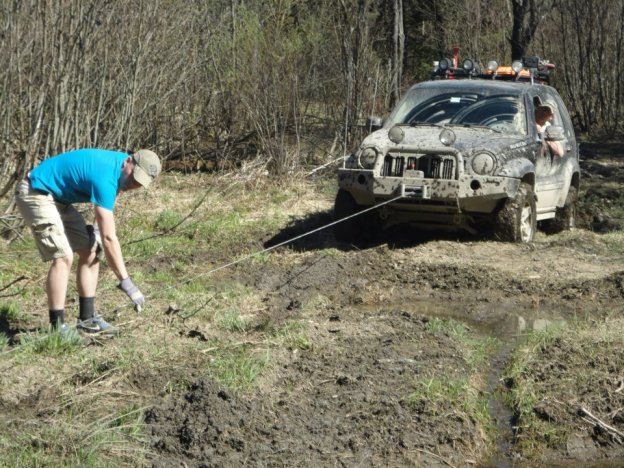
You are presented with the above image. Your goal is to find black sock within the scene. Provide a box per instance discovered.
[79,297,95,321]
[49,309,65,329]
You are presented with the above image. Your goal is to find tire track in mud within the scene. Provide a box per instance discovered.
[146,308,486,467]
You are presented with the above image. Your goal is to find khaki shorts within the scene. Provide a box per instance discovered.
[15,179,98,261]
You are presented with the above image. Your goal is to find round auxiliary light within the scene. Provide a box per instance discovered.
[462,59,474,71]
[471,151,496,175]
[388,126,405,144]
[438,58,452,71]
[511,60,524,73]
[359,147,378,169]
[487,60,498,72]
[439,128,456,146]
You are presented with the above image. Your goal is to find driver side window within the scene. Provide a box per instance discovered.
[533,96,562,129]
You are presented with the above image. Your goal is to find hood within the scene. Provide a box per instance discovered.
[361,125,527,156]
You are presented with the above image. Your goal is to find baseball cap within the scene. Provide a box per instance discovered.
[131,149,161,188]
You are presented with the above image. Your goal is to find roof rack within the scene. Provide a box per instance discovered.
[431,51,555,85]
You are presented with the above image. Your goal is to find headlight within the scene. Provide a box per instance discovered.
[471,151,496,175]
[358,147,378,169]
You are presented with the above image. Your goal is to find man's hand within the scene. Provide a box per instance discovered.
[118,277,145,311]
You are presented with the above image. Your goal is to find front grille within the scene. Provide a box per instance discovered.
[381,154,455,179]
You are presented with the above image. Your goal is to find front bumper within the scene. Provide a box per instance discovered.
[337,169,520,215]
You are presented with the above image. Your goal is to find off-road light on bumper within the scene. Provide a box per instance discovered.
[388,126,404,144]
[439,128,456,146]
[359,147,378,169]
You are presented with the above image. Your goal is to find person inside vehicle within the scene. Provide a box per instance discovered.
[535,104,564,158]
[15,148,161,337]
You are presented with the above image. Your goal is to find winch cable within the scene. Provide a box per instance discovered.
[112,193,406,314]
[0,193,405,356]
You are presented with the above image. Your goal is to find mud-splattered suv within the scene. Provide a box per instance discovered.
[335,56,579,243]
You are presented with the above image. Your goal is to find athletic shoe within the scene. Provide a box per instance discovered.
[76,315,119,337]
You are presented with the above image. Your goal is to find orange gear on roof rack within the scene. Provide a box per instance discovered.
[431,52,554,85]
[486,66,531,77]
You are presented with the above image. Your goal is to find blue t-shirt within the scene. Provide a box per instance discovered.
[29,149,128,211]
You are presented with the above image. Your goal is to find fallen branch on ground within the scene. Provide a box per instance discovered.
[580,406,624,444]
[0,275,28,297]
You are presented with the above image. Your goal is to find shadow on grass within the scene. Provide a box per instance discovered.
[263,209,486,253]
[0,315,38,345]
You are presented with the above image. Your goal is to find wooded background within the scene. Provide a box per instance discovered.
[1,0,623,209]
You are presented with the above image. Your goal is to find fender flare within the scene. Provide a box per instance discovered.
[498,158,535,180]
[498,158,536,197]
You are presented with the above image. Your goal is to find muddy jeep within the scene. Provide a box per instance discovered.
[335,57,580,243]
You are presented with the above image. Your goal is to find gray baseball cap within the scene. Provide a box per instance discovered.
[131,149,161,188]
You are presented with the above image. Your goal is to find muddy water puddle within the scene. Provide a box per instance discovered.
[351,298,570,338]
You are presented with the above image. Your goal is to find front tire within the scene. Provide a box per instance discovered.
[333,189,378,243]
[494,182,537,243]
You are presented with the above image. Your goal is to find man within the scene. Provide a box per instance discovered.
[15,148,161,336]
[535,104,564,158]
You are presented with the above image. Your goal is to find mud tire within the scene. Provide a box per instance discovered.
[543,186,578,234]
[333,189,378,243]
[494,182,537,243]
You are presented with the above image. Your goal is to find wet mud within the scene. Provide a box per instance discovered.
[145,142,624,466]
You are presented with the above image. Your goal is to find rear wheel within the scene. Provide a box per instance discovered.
[543,186,578,234]
[494,182,537,243]
[333,189,378,243]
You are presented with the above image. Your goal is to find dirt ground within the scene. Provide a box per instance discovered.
[143,142,624,467]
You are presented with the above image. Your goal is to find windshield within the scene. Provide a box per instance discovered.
[386,87,527,135]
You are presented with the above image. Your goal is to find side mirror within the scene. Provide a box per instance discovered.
[365,116,383,132]
[544,125,565,141]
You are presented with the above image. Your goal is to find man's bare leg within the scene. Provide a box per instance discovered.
[76,248,100,323]
[47,255,73,310]
[77,248,99,298]
[47,255,73,328]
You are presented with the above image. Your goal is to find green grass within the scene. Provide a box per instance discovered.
[216,309,249,332]
[0,332,8,351]
[209,346,270,392]
[406,376,467,410]
[406,376,490,425]
[401,316,497,431]
[271,321,311,350]
[17,327,83,356]
[0,301,21,321]
[426,317,498,368]
[154,208,186,231]
[0,406,148,467]
[503,314,624,456]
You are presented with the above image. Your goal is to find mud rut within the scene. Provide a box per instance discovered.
[145,230,624,467]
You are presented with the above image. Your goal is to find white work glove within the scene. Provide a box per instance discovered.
[118,277,145,312]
